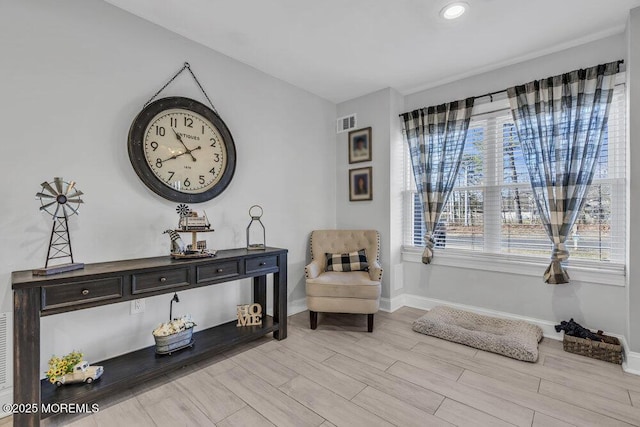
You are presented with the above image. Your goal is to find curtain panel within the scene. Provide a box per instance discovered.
[401,98,474,264]
[507,61,619,284]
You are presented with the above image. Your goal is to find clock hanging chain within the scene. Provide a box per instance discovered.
[144,62,218,115]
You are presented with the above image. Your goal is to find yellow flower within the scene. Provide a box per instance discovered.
[49,377,56,384]
[46,351,84,380]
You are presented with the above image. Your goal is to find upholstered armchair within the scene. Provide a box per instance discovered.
[304,230,382,332]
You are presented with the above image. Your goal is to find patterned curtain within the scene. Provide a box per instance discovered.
[401,98,474,264]
[507,61,619,284]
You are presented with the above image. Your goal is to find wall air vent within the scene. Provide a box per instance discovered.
[0,313,8,390]
[337,114,357,134]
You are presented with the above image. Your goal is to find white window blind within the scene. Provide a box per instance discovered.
[404,81,626,265]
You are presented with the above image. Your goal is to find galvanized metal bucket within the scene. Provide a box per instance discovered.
[154,328,194,355]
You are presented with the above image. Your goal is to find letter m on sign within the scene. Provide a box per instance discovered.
[237,305,250,327]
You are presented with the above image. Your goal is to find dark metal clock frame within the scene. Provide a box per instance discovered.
[128,96,237,203]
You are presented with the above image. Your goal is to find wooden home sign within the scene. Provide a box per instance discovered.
[237,303,262,327]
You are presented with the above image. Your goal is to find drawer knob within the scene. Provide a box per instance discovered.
[259,262,266,266]
[160,277,167,283]
[217,268,224,273]
[81,289,89,296]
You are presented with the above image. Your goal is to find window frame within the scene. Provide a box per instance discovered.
[402,75,627,286]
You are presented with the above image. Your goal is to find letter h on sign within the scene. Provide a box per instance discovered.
[236,303,262,327]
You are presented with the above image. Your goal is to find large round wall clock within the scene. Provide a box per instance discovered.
[128,97,236,203]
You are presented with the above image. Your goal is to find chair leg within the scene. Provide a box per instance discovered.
[367,314,374,332]
[310,311,318,330]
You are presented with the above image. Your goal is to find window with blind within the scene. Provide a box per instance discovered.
[404,82,626,264]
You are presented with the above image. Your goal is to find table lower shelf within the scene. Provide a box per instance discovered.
[40,316,279,418]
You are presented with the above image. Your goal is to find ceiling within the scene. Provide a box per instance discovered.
[104,0,640,103]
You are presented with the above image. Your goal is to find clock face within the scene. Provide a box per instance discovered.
[143,108,227,194]
[128,97,236,203]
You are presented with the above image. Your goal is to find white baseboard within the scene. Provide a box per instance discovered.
[402,293,640,376]
[286,291,640,374]
[620,339,640,374]
[289,298,307,316]
[403,294,563,339]
[380,295,406,313]
[1,296,636,416]
[624,352,640,374]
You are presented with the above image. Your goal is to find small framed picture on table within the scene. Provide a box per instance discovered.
[349,167,372,201]
[348,127,372,164]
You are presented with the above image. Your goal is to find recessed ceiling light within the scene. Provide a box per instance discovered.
[441,2,468,20]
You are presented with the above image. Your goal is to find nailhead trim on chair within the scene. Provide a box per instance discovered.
[305,232,314,279]
[308,230,382,263]
[374,231,383,281]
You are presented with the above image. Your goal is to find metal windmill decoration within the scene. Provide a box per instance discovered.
[33,177,85,276]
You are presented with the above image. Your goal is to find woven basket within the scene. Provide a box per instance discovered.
[154,327,194,355]
[562,331,622,365]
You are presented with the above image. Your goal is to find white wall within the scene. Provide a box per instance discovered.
[2,4,638,410]
[333,33,634,341]
[627,9,640,352]
[402,33,631,338]
[389,89,405,299]
[335,88,405,301]
[0,0,336,384]
[404,34,627,110]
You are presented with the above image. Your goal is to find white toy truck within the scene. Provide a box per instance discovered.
[54,361,103,387]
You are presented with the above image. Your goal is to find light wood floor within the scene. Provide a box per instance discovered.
[5,307,640,426]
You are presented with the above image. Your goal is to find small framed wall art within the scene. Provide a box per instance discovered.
[349,167,372,201]
[348,127,372,164]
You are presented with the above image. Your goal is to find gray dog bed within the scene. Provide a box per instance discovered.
[412,306,543,362]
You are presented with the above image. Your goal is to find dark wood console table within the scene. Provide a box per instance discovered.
[11,247,287,426]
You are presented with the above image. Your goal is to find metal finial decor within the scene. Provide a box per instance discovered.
[176,204,191,217]
[246,205,266,250]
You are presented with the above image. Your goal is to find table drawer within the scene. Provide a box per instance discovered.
[42,277,123,311]
[132,268,190,294]
[245,256,278,274]
[197,261,240,283]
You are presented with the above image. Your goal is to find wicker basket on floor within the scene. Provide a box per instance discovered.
[562,331,622,365]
